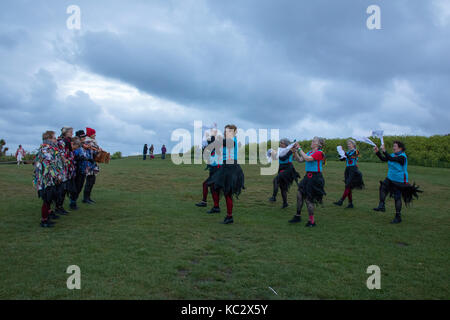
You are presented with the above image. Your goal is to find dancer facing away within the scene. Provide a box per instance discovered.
[33,131,65,228]
[333,139,364,209]
[268,138,301,208]
[373,141,422,224]
[195,129,220,209]
[15,145,26,166]
[289,137,326,227]
[207,124,245,224]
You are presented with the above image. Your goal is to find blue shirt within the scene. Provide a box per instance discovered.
[345,149,358,167]
[305,150,324,172]
[387,152,408,183]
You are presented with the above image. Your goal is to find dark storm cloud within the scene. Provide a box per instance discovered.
[0,0,449,156]
[68,0,449,132]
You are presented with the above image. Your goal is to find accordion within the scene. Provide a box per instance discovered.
[94,150,110,164]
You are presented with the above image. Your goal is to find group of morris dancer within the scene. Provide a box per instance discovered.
[195,126,421,226]
[33,127,103,228]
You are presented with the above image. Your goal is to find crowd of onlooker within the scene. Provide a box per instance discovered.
[143,144,167,160]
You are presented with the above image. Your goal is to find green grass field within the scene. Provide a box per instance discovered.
[0,156,449,300]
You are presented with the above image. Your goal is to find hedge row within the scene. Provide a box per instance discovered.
[239,135,450,168]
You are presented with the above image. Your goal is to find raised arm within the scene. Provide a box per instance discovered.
[383,152,406,165]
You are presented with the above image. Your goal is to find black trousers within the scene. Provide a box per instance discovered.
[71,174,86,202]
[84,175,96,200]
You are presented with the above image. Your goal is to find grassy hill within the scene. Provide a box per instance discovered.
[0,156,449,299]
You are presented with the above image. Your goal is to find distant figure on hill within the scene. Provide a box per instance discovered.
[149,144,154,159]
[16,145,26,166]
[161,145,167,159]
[143,144,148,160]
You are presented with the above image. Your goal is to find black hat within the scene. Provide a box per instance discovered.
[76,130,86,138]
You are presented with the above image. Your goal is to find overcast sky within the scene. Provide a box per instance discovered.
[0,0,449,155]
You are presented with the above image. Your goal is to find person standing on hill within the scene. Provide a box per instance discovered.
[333,139,365,209]
[373,141,422,224]
[161,145,167,159]
[143,144,148,160]
[15,145,26,166]
[149,144,155,159]
[288,137,326,227]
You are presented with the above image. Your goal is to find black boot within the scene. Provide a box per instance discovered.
[195,201,207,207]
[305,221,317,227]
[49,212,60,220]
[40,220,55,228]
[289,215,301,223]
[373,202,386,212]
[345,202,354,209]
[333,199,344,206]
[69,201,79,210]
[207,207,220,214]
[390,213,402,224]
[268,196,276,202]
[56,207,69,215]
[281,202,289,209]
[222,216,234,224]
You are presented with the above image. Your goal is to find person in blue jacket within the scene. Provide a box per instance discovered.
[373,140,422,224]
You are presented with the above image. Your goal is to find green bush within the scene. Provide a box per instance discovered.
[111,151,122,160]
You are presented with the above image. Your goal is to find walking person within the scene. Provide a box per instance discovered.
[15,145,26,166]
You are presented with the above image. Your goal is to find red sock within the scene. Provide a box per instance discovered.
[225,194,233,217]
[211,186,220,208]
[342,187,351,200]
[309,215,314,224]
[202,180,208,202]
[41,202,50,221]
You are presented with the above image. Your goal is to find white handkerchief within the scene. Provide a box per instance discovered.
[353,136,377,147]
[372,130,384,146]
[337,146,346,158]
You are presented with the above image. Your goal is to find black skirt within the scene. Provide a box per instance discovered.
[38,185,58,203]
[380,178,422,206]
[205,165,220,184]
[344,166,364,189]
[208,164,245,198]
[276,163,301,191]
[298,172,326,204]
